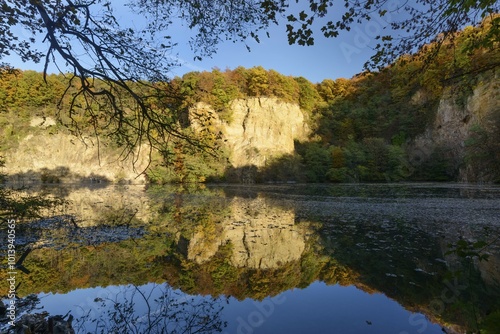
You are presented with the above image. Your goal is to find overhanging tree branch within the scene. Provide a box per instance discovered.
[29,0,216,170]
[1,0,498,172]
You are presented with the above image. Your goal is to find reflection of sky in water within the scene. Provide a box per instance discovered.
[3,183,498,333]
[39,284,160,320]
[222,281,443,334]
[37,283,212,332]
[36,281,443,334]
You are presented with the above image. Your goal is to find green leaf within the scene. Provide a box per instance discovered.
[473,240,487,249]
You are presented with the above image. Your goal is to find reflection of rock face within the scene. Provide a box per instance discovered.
[66,185,151,226]
[478,254,500,287]
[186,197,306,269]
[39,185,151,226]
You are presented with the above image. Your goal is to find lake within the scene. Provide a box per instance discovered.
[1,183,499,333]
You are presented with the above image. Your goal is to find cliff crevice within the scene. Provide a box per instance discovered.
[407,70,499,182]
[190,97,310,168]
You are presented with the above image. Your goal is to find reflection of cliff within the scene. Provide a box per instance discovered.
[181,197,307,269]
[62,185,151,226]
[5,185,498,334]
[316,216,500,334]
[32,184,151,226]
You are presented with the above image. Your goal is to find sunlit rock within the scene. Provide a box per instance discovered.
[190,97,309,168]
[5,132,149,184]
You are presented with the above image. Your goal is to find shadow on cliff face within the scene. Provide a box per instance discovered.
[222,153,306,184]
[220,138,412,184]
[223,165,259,183]
[5,166,111,188]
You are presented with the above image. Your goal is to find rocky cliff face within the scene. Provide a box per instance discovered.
[5,97,309,184]
[190,97,309,168]
[4,117,149,184]
[407,70,499,181]
[5,75,497,184]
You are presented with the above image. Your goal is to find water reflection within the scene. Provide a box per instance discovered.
[1,183,499,333]
[71,283,226,334]
[177,197,307,269]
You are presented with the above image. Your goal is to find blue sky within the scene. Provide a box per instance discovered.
[167,22,376,83]
[159,2,386,84]
[2,1,400,83]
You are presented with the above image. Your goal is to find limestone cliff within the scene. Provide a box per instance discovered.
[407,70,499,181]
[4,75,497,184]
[4,117,149,184]
[190,97,309,168]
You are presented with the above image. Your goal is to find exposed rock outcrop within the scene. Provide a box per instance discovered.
[190,97,309,168]
[407,70,499,181]
[4,121,150,184]
[4,73,497,184]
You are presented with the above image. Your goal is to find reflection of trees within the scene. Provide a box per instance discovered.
[7,184,499,333]
[73,284,226,334]
[147,185,356,299]
[2,285,225,334]
[316,217,500,333]
[1,236,168,296]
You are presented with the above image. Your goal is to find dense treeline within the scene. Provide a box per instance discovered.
[1,16,499,183]
[169,66,321,120]
[272,15,499,183]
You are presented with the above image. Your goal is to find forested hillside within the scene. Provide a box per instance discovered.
[1,17,498,184]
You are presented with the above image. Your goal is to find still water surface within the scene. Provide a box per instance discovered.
[1,183,499,333]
